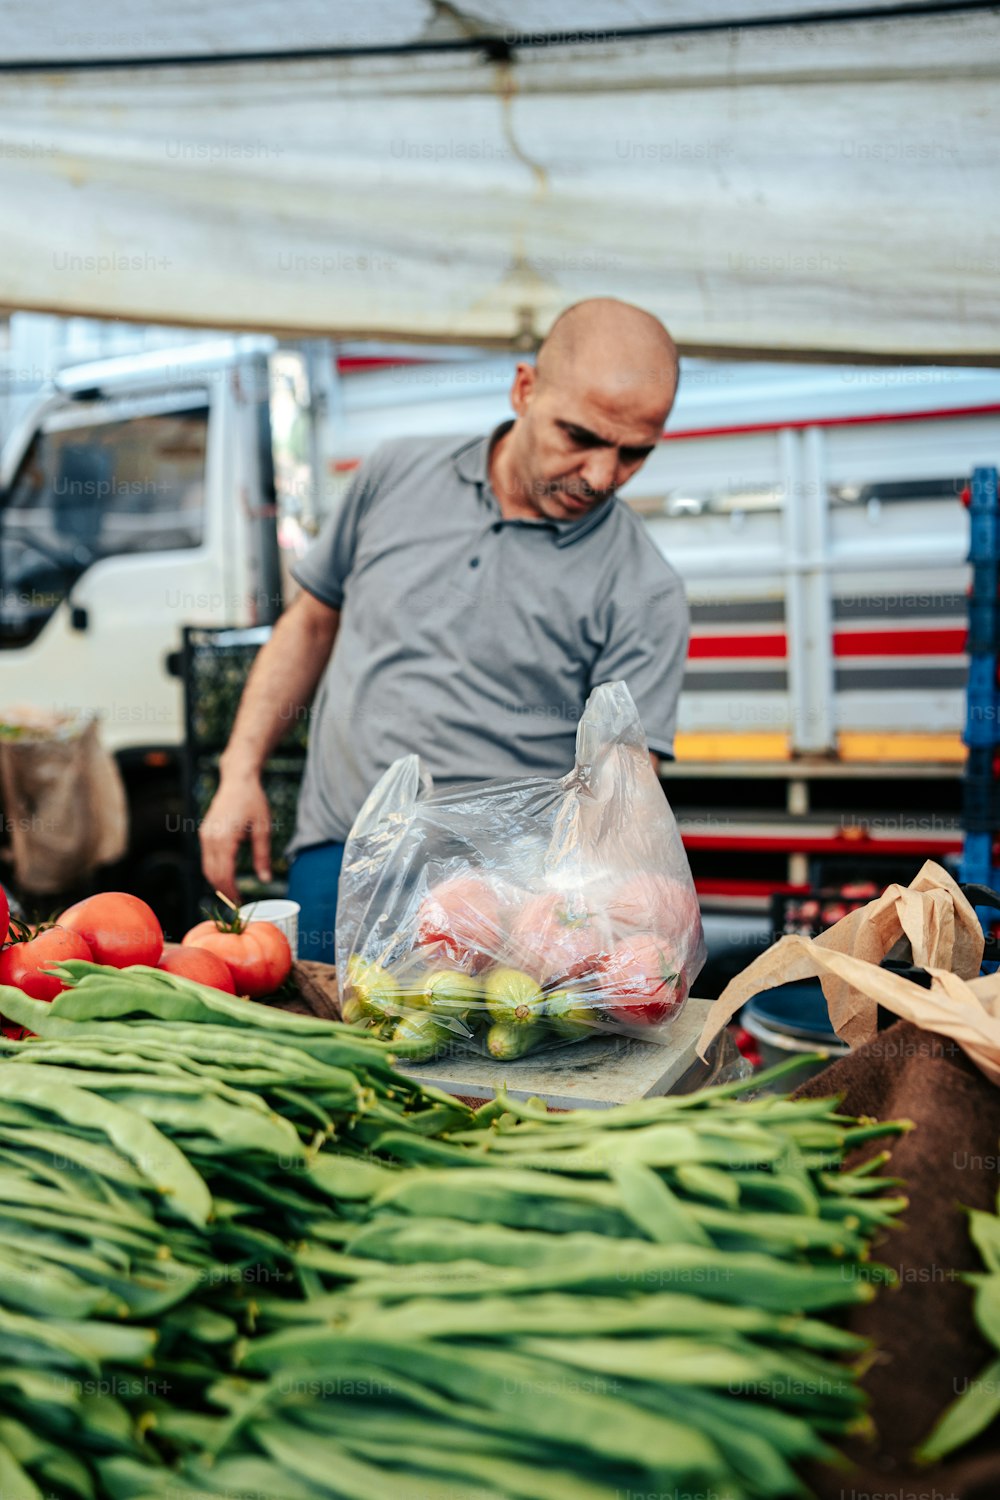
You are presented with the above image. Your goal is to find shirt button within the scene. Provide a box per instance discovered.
[469,556,480,568]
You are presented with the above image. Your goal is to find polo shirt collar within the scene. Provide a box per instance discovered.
[451,421,616,548]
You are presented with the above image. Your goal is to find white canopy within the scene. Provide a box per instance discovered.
[1,2,998,358]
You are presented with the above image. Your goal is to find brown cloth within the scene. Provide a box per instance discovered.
[0,717,128,894]
[286,960,342,1020]
[798,1021,1000,1499]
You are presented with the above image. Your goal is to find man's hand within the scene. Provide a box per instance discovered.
[196,592,341,901]
[199,774,273,904]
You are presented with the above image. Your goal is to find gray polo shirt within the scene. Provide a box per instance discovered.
[287,422,689,852]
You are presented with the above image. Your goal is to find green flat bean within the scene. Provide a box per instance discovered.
[0,1170,159,1231]
[36,1452,96,1500]
[0,1073,210,1226]
[672,1162,741,1207]
[254,1419,507,1500]
[181,1454,320,1500]
[667,1381,836,1459]
[339,1430,622,1500]
[243,1337,726,1483]
[0,1247,124,1320]
[613,1161,712,1246]
[0,1306,101,1373]
[0,1439,43,1500]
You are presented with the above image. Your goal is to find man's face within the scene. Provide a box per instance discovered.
[503,361,676,522]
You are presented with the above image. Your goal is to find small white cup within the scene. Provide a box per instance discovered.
[239,898,300,959]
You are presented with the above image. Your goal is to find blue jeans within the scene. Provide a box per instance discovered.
[287,840,345,964]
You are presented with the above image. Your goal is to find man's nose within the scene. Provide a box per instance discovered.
[580,451,619,495]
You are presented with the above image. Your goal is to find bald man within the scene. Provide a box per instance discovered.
[201,298,689,959]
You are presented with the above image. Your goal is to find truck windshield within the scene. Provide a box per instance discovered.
[0,406,209,646]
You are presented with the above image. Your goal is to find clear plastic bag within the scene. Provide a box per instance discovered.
[335,681,706,1063]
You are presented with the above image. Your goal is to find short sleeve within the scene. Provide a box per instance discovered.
[589,571,690,758]
[291,446,389,609]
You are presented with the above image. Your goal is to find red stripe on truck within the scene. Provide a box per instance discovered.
[330,402,1000,472]
[688,634,787,660]
[682,833,963,855]
[832,627,966,657]
[688,628,966,660]
[663,402,1000,442]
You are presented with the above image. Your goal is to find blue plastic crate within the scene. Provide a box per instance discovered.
[965,656,1000,745]
[971,508,1000,562]
[961,831,995,886]
[969,598,1000,655]
[972,560,1000,602]
[970,466,1000,510]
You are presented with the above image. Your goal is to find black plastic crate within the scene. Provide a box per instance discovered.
[183,626,310,755]
[191,754,303,881]
[771,883,880,940]
[180,626,310,922]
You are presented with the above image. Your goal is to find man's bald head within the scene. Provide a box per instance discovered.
[536,298,679,413]
[489,297,679,525]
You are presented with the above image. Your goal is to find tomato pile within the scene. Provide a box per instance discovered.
[0,890,292,1036]
[344,868,696,1062]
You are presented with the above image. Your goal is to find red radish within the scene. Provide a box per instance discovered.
[0,886,8,947]
[416,873,505,973]
[157,946,236,994]
[599,931,687,1026]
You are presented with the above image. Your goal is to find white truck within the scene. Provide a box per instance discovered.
[1,339,994,934]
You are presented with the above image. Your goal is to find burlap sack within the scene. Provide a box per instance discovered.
[0,719,128,893]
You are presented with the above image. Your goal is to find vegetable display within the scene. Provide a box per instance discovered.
[0,892,291,1029]
[0,962,908,1500]
[336,681,707,1063]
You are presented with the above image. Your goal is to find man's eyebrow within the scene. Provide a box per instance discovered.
[557,419,656,458]
[556,419,613,446]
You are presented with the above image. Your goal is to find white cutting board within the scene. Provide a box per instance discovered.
[398,996,716,1110]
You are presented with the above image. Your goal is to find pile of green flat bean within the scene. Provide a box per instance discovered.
[0,962,910,1500]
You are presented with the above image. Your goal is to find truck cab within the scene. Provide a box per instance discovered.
[0,337,283,925]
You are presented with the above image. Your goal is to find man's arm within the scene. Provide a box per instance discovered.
[199,591,340,900]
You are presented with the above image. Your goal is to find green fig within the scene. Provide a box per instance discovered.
[486,1021,543,1061]
[391,1013,452,1061]
[425,969,483,1023]
[545,988,595,1041]
[339,993,366,1026]
[353,964,402,1023]
[484,967,545,1027]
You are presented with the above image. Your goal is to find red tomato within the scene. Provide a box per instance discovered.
[0,886,9,946]
[0,925,94,1003]
[416,873,505,974]
[604,873,700,936]
[507,890,612,987]
[59,892,163,969]
[599,931,687,1027]
[157,946,236,994]
[182,919,291,998]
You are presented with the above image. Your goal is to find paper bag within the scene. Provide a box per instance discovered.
[0,713,128,894]
[697,861,1000,1087]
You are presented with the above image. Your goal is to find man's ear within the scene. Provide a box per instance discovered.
[509,361,536,416]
